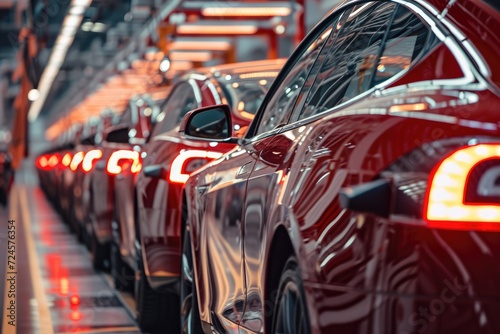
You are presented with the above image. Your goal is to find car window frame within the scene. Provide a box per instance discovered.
[294,1,399,122]
[287,6,354,123]
[283,0,451,129]
[241,9,345,144]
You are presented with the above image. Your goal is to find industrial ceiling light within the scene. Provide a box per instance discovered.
[72,0,92,6]
[64,14,81,27]
[169,40,231,51]
[168,60,193,71]
[201,7,292,17]
[69,5,86,15]
[61,25,76,37]
[181,2,294,17]
[28,89,40,101]
[28,0,93,122]
[239,71,280,79]
[159,57,171,72]
[274,24,286,35]
[177,24,258,35]
[169,51,212,62]
[49,52,66,65]
[55,34,74,46]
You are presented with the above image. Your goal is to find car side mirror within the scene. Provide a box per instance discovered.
[180,104,236,142]
[104,125,129,144]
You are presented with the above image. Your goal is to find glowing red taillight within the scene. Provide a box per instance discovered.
[424,144,500,231]
[70,152,85,171]
[70,310,82,321]
[62,153,72,167]
[70,295,80,306]
[81,149,103,173]
[106,150,141,175]
[48,154,60,168]
[36,155,49,170]
[169,150,223,184]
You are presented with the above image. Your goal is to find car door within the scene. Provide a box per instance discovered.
[239,2,402,333]
[197,27,335,329]
[277,3,442,332]
[137,81,200,275]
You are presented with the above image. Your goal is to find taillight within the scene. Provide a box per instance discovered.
[70,152,85,171]
[107,150,141,175]
[36,155,50,170]
[81,149,103,173]
[169,150,223,183]
[48,154,60,168]
[424,144,500,231]
[62,153,72,167]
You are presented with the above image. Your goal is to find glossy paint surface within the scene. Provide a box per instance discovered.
[184,0,500,333]
[90,142,129,241]
[90,98,158,247]
[68,145,97,235]
[133,62,285,286]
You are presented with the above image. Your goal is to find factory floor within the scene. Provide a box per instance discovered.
[0,163,141,334]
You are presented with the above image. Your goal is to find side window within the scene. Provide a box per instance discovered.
[253,18,337,136]
[372,5,431,86]
[299,2,396,120]
[150,82,198,138]
[290,14,347,119]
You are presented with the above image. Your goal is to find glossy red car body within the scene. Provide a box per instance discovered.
[182,1,500,333]
[60,134,95,225]
[88,96,159,268]
[70,140,103,241]
[37,147,74,211]
[132,60,285,290]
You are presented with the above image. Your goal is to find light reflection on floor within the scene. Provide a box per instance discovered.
[1,164,141,333]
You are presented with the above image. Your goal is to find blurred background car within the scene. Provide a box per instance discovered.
[68,114,113,243]
[180,1,500,333]
[111,59,284,332]
[87,94,162,271]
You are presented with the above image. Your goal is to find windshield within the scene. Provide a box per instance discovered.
[217,74,277,120]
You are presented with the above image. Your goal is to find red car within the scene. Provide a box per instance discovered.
[88,95,160,269]
[37,144,74,209]
[117,60,284,332]
[69,115,117,245]
[181,1,500,333]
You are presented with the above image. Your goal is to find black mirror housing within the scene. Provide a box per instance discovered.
[180,104,234,141]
